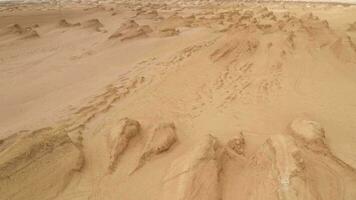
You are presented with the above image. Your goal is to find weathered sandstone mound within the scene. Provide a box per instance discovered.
[109,20,152,41]
[58,19,81,28]
[82,18,104,32]
[106,118,140,173]
[158,28,180,37]
[131,122,177,174]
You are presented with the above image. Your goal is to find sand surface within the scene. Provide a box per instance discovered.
[1,0,356,200]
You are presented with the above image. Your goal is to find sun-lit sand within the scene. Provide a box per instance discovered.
[1,0,356,199]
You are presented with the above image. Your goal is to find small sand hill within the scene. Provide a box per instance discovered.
[109,20,152,41]
[121,26,151,41]
[3,24,23,35]
[224,10,241,23]
[82,18,104,32]
[114,20,139,33]
[135,9,162,20]
[257,7,277,21]
[347,22,356,32]
[131,122,177,174]
[0,128,84,200]
[330,35,356,63]
[83,5,106,12]
[58,19,81,28]
[157,28,180,37]
[158,14,194,30]
[0,24,39,39]
[106,118,140,173]
[298,13,332,45]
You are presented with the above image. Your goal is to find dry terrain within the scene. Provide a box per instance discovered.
[1,0,356,199]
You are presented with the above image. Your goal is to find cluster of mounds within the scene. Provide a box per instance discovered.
[132,2,169,14]
[0,128,84,200]
[57,18,106,32]
[0,23,39,39]
[0,18,106,41]
[159,132,246,200]
[208,5,356,64]
[105,118,177,174]
[83,5,106,12]
[108,19,181,41]
[157,13,196,30]
[120,11,204,39]
[1,114,355,200]
[159,118,356,200]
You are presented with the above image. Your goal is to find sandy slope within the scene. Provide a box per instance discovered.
[0,1,356,200]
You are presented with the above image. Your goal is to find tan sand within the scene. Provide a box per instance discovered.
[0,0,356,200]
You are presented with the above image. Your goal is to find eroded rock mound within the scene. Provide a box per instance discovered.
[225,131,245,156]
[158,14,193,30]
[131,122,177,174]
[120,27,149,41]
[82,19,104,32]
[109,20,152,41]
[58,19,81,28]
[290,118,326,146]
[158,28,179,37]
[3,24,23,34]
[113,20,139,34]
[135,9,162,20]
[107,118,140,173]
[0,128,84,200]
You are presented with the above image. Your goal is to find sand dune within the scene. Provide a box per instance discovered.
[0,0,356,200]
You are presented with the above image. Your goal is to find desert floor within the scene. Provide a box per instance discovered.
[1,1,356,200]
